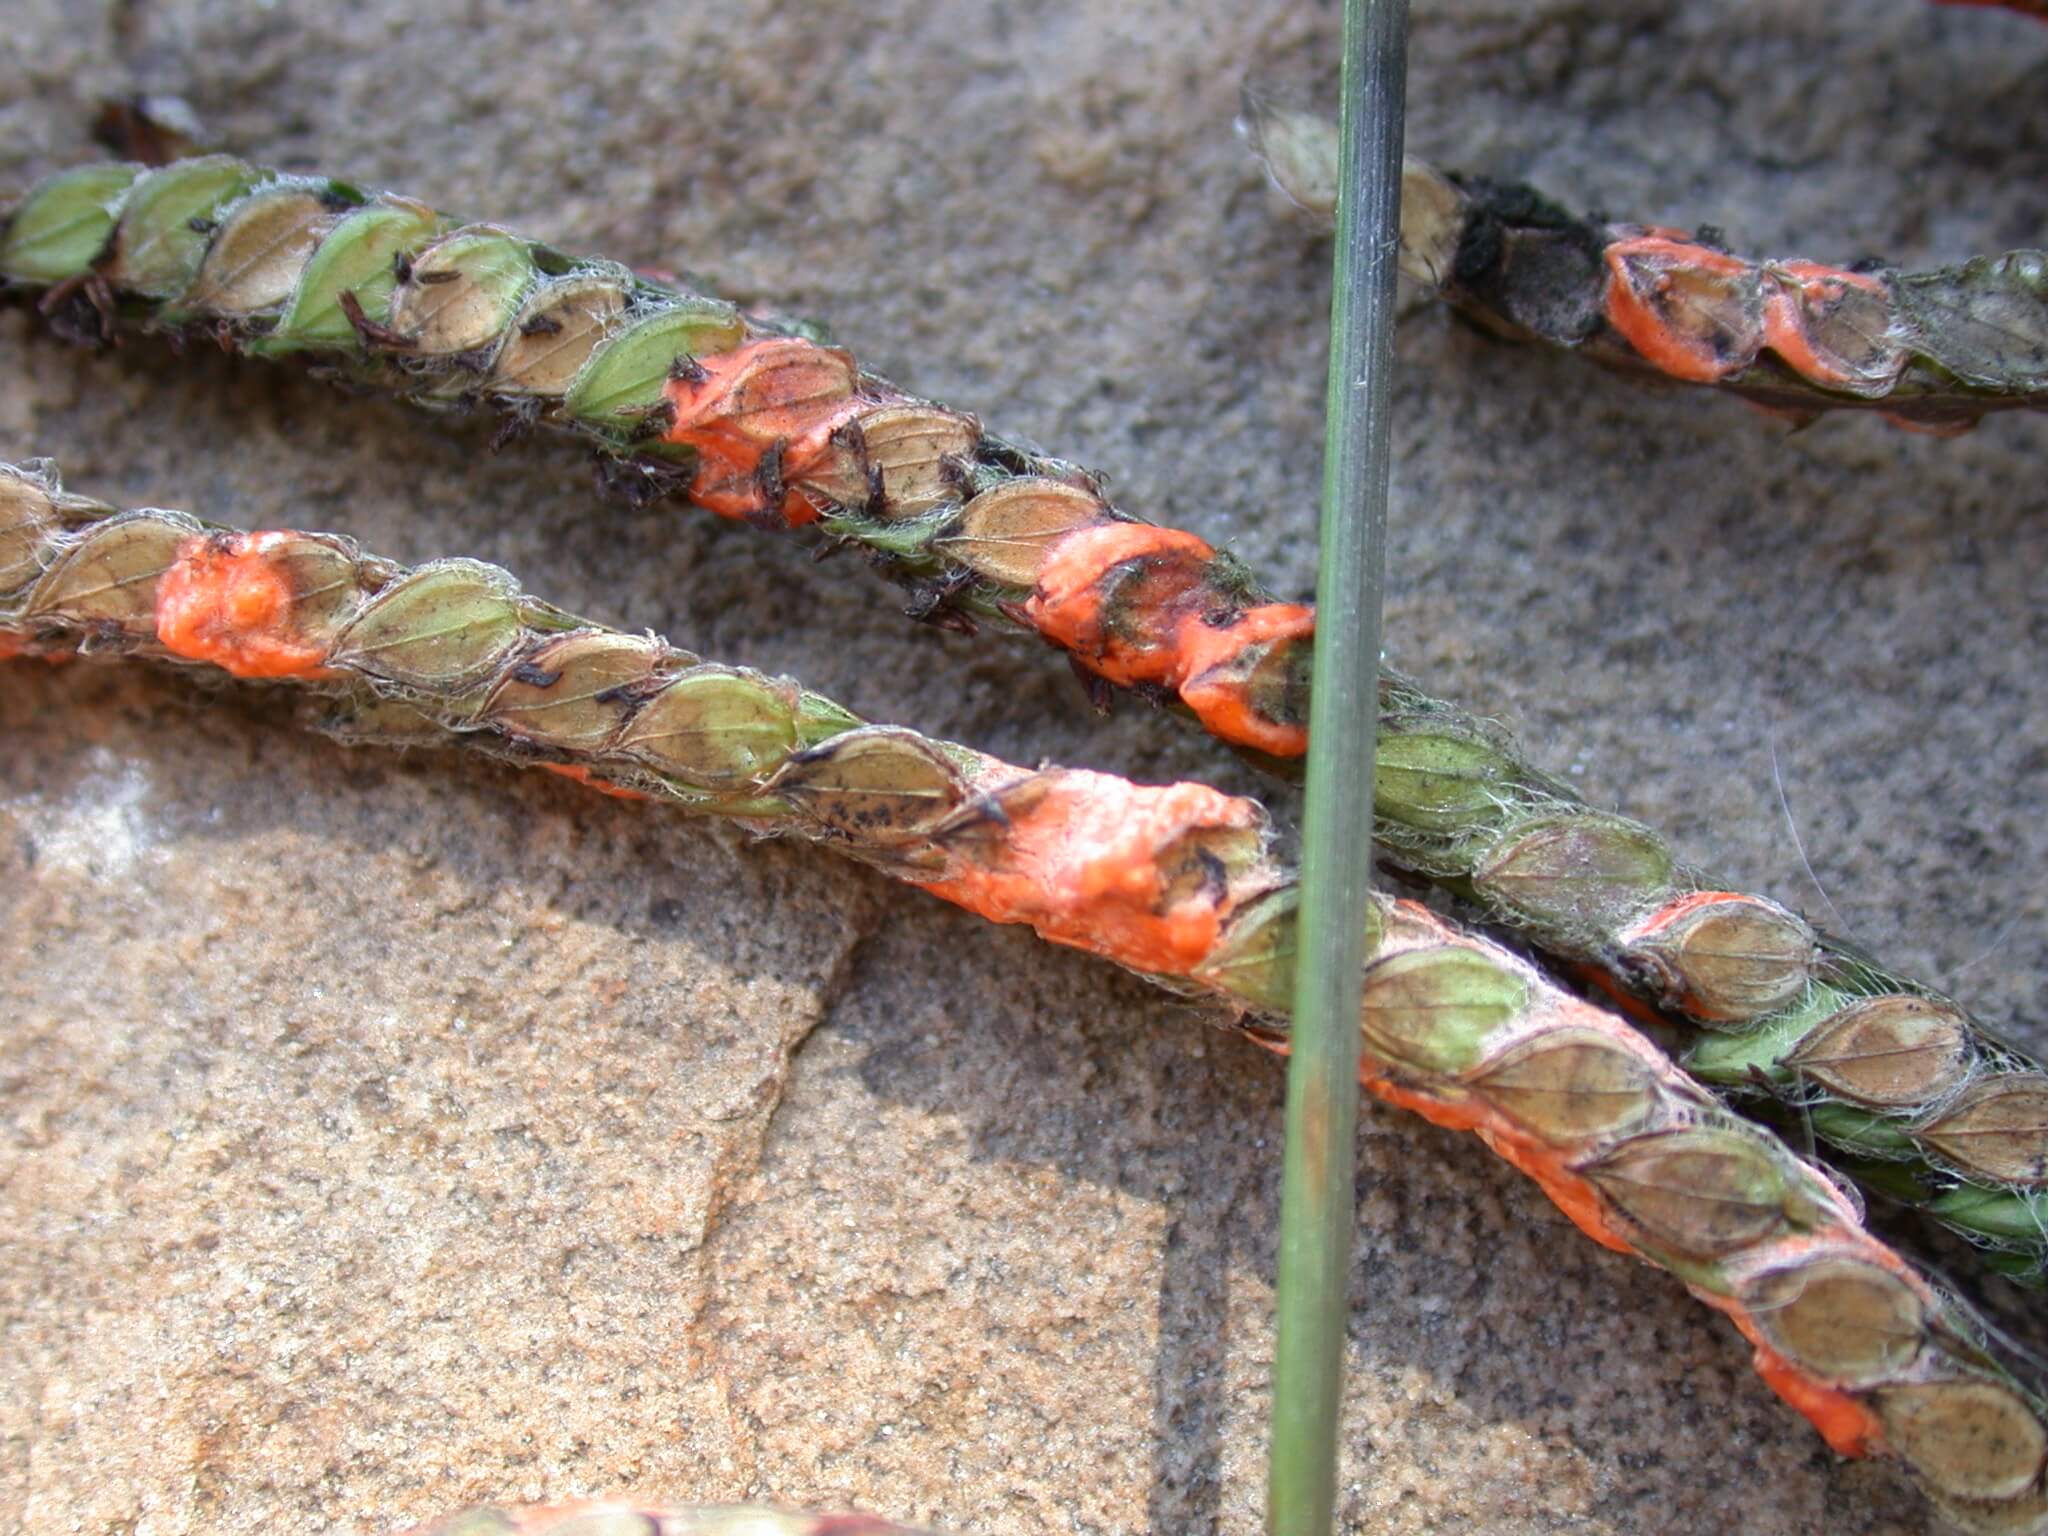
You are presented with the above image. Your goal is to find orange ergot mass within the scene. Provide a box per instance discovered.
[1602,234,1763,384]
[538,762,653,801]
[915,768,1265,975]
[154,531,336,679]
[1026,523,1315,757]
[662,337,866,525]
[1761,261,1900,393]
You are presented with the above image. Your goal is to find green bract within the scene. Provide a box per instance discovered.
[330,560,525,691]
[562,300,745,435]
[258,198,441,353]
[101,156,262,297]
[0,162,141,283]
[389,227,537,356]
[1359,945,1523,1075]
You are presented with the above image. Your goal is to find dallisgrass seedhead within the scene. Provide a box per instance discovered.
[7,152,2048,1280]
[11,457,2048,1534]
[1239,100,2048,427]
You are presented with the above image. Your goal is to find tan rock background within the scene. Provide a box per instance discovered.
[3,1,2045,1532]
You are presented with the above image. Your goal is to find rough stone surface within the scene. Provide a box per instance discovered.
[3,2,2045,1533]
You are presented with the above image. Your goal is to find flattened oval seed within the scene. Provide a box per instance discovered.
[1373,722,1513,833]
[1581,1126,1789,1258]
[1898,256,2048,392]
[102,156,260,297]
[23,513,197,630]
[1360,946,1525,1076]
[249,533,366,647]
[1471,815,1674,942]
[1922,1076,2048,1186]
[938,478,1109,588]
[1468,1026,1661,1142]
[856,403,981,518]
[1785,995,1973,1109]
[768,726,967,847]
[563,300,746,427]
[184,186,339,316]
[1925,1486,2048,1536]
[492,274,631,396]
[482,630,663,749]
[0,163,141,283]
[1192,886,1299,1013]
[263,198,439,351]
[1627,894,1816,1023]
[388,227,537,356]
[328,559,523,691]
[0,466,60,594]
[1743,1257,1925,1386]
[1877,1381,2048,1503]
[616,668,800,785]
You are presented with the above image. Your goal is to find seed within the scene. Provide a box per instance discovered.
[665,337,859,451]
[848,403,982,518]
[767,726,969,848]
[491,273,632,397]
[0,162,141,284]
[561,299,745,432]
[481,631,663,750]
[388,226,538,356]
[1897,254,2048,393]
[100,156,260,298]
[1742,1256,1926,1386]
[1621,892,1817,1023]
[1470,814,1674,943]
[1373,721,1513,833]
[1876,1380,2048,1503]
[182,185,341,317]
[1581,1125,1791,1259]
[22,512,198,631]
[0,465,60,595]
[1921,1076,2048,1186]
[1468,1026,1662,1143]
[616,668,801,786]
[1192,886,1300,1013]
[1926,1485,2048,1536]
[1784,995,1973,1109]
[1602,235,1764,383]
[1761,261,1906,396]
[154,531,366,676]
[328,559,524,692]
[259,197,440,352]
[1360,945,1526,1076]
[937,478,1109,588]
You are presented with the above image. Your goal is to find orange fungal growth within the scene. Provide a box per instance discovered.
[1603,235,1763,383]
[539,762,653,801]
[1357,1067,1639,1257]
[1177,602,1314,757]
[154,531,338,679]
[1026,522,1222,685]
[1024,523,1313,756]
[915,768,1264,976]
[1762,261,1901,393]
[1721,1298,1887,1458]
[663,337,866,526]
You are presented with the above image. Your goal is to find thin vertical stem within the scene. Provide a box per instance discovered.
[1265,0,1408,1530]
